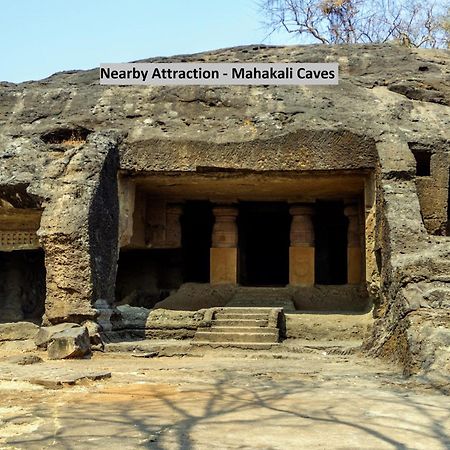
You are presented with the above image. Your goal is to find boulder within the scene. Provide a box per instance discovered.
[47,327,91,360]
[115,305,150,330]
[0,322,39,341]
[35,323,79,348]
[82,320,104,351]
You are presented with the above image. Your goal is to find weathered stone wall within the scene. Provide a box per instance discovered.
[412,142,450,235]
[366,138,450,379]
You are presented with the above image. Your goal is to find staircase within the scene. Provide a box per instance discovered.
[193,307,283,349]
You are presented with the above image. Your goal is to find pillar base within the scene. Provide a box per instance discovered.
[289,246,315,286]
[210,247,237,285]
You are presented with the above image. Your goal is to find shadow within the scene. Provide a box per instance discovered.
[5,358,450,449]
[88,140,119,320]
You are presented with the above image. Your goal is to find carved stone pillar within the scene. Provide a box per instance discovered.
[165,204,183,248]
[289,204,315,286]
[344,204,362,284]
[210,205,238,284]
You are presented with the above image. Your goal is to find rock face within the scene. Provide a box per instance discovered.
[0,44,449,380]
[47,327,91,359]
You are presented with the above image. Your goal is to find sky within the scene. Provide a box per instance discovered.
[0,0,293,83]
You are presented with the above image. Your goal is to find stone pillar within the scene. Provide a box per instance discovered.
[210,205,238,284]
[165,204,183,248]
[289,204,315,286]
[38,133,120,325]
[344,204,362,284]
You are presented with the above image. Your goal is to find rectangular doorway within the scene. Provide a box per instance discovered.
[238,202,290,286]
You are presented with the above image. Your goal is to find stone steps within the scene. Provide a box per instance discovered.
[211,326,276,334]
[193,307,282,348]
[214,313,269,320]
[190,342,278,350]
[213,319,268,327]
[194,331,278,343]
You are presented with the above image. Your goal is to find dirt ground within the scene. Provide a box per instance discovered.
[0,344,449,450]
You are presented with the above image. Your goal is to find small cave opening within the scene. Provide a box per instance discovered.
[410,146,432,177]
[314,201,348,285]
[238,202,290,286]
[0,249,46,324]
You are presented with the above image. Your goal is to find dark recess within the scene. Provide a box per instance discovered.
[40,126,91,144]
[409,143,432,177]
[0,249,46,323]
[115,248,183,308]
[314,201,348,285]
[238,202,290,286]
[181,201,214,283]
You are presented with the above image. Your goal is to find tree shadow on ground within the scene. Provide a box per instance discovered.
[5,366,450,450]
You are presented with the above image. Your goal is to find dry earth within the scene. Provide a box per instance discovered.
[0,344,449,450]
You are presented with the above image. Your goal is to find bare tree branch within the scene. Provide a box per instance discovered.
[258,0,450,48]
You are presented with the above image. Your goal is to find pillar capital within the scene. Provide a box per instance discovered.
[212,205,238,219]
[290,204,315,247]
[289,204,315,217]
[211,204,238,248]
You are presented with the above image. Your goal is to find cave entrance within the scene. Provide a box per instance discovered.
[0,249,46,323]
[238,202,290,286]
[314,201,348,285]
